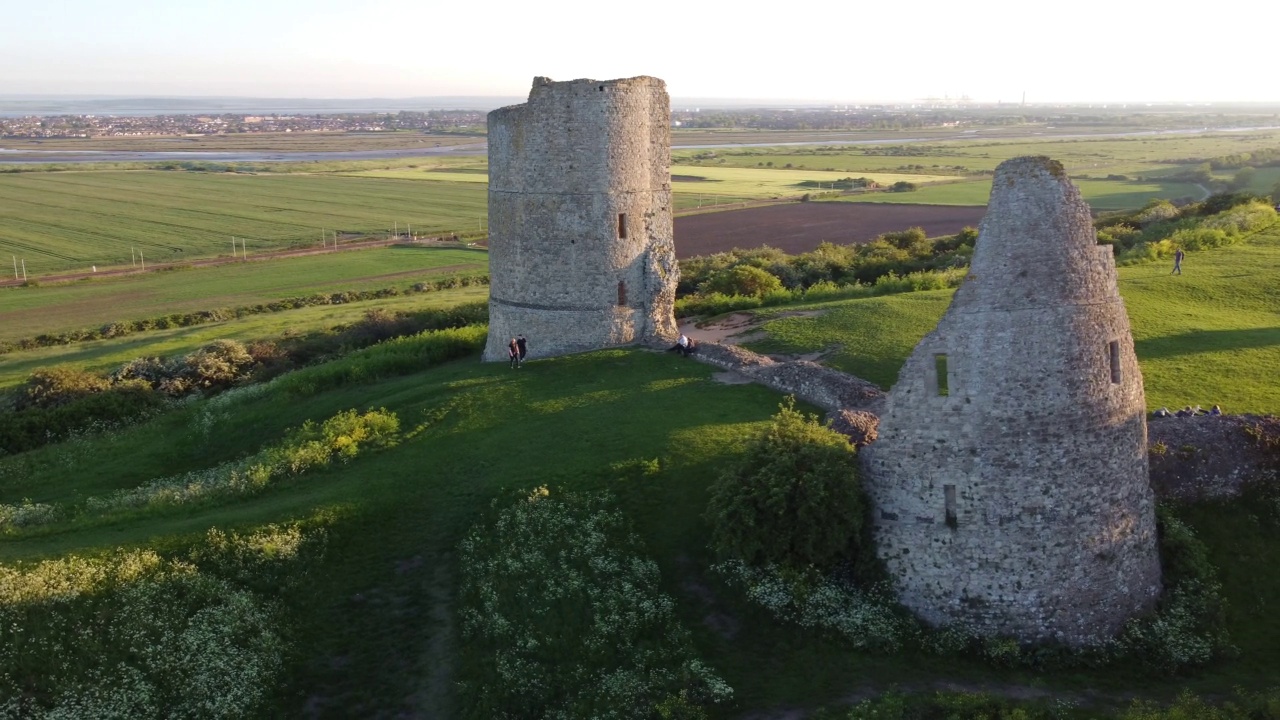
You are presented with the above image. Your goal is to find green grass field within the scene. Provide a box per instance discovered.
[743,225,1280,414]
[0,245,487,342]
[0,171,488,275]
[2,229,1279,715]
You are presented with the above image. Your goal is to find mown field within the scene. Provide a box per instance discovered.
[2,231,1278,716]
[0,245,487,341]
[0,171,488,275]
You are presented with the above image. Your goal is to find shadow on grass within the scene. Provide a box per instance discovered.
[1135,326,1280,360]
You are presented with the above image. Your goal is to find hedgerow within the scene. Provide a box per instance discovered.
[0,274,488,356]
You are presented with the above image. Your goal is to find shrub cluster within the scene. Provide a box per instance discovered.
[1098,196,1277,265]
[457,488,733,719]
[0,541,294,719]
[679,227,976,299]
[0,274,488,356]
[0,303,486,457]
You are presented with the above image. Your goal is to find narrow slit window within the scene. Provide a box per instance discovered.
[944,484,958,528]
[1108,340,1121,384]
[617,213,628,239]
[934,354,949,396]
[617,280,627,306]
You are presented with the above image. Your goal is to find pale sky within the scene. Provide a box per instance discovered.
[3,0,1276,104]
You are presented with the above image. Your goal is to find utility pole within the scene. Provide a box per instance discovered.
[132,247,136,266]
[140,253,144,270]
[12,255,17,280]
[232,237,236,256]
[21,259,27,281]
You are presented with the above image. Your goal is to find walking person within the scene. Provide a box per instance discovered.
[1171,248,1184,275]
[516,335,528,366]
[508,338,520,369]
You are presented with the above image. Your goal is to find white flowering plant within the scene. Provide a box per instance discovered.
[0,535,301,719]
[457,488,733,719]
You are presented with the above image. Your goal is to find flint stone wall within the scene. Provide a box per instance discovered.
[861,156,1162,646]
[483,76,678,361]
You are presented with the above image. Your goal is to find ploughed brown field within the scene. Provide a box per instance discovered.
[673,202,987,258]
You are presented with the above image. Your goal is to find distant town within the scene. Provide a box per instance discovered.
[3,103,1279,140]
[0,110,487,138]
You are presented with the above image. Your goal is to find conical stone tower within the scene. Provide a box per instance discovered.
[861,156,1161,645]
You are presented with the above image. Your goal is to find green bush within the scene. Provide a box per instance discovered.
[185,339,255,389]
[458,488,732,719]
[0,549,285,719]
[15,367,111,410]
[700,264,784,298]
[706,399,865,572]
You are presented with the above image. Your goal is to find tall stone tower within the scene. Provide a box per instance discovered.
[482,76,679,361]
[861,156,1161,646]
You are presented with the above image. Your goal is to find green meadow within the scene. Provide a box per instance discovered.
[3,225,1279,713]
[0,245,487,341]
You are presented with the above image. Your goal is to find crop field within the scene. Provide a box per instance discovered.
[0,245,487,342]
[741,225,1280,414]
[0,171,488,275]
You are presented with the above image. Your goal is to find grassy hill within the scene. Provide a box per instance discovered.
[1,227,1278,717]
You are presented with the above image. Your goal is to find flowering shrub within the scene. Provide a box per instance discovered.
[8,409,399,530]
[0,548,286,719]
[713,559,905,652]
[0,499,61,529]
[457,488,732,719]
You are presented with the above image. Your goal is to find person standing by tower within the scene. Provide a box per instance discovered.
[508,338,520,369]
[1172,248,1185,275]
[516,335,528,366]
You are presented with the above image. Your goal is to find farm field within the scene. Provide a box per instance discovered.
[674,202,986,256]
[0,245,487,342]
[672,130,1280,176]
[0,171,488,275]
[739,225,1280,414]
[0,286,488,390]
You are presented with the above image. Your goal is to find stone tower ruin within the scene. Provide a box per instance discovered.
[482,76,679,361]
[861,156,1162,646]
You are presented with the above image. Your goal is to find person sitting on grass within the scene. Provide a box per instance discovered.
[1209,405,1223,416]
[669,334,695,357]
[1152,407,1172,418]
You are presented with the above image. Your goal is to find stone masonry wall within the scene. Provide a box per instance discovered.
[860,157,1162,646]
[483,76,678,361]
